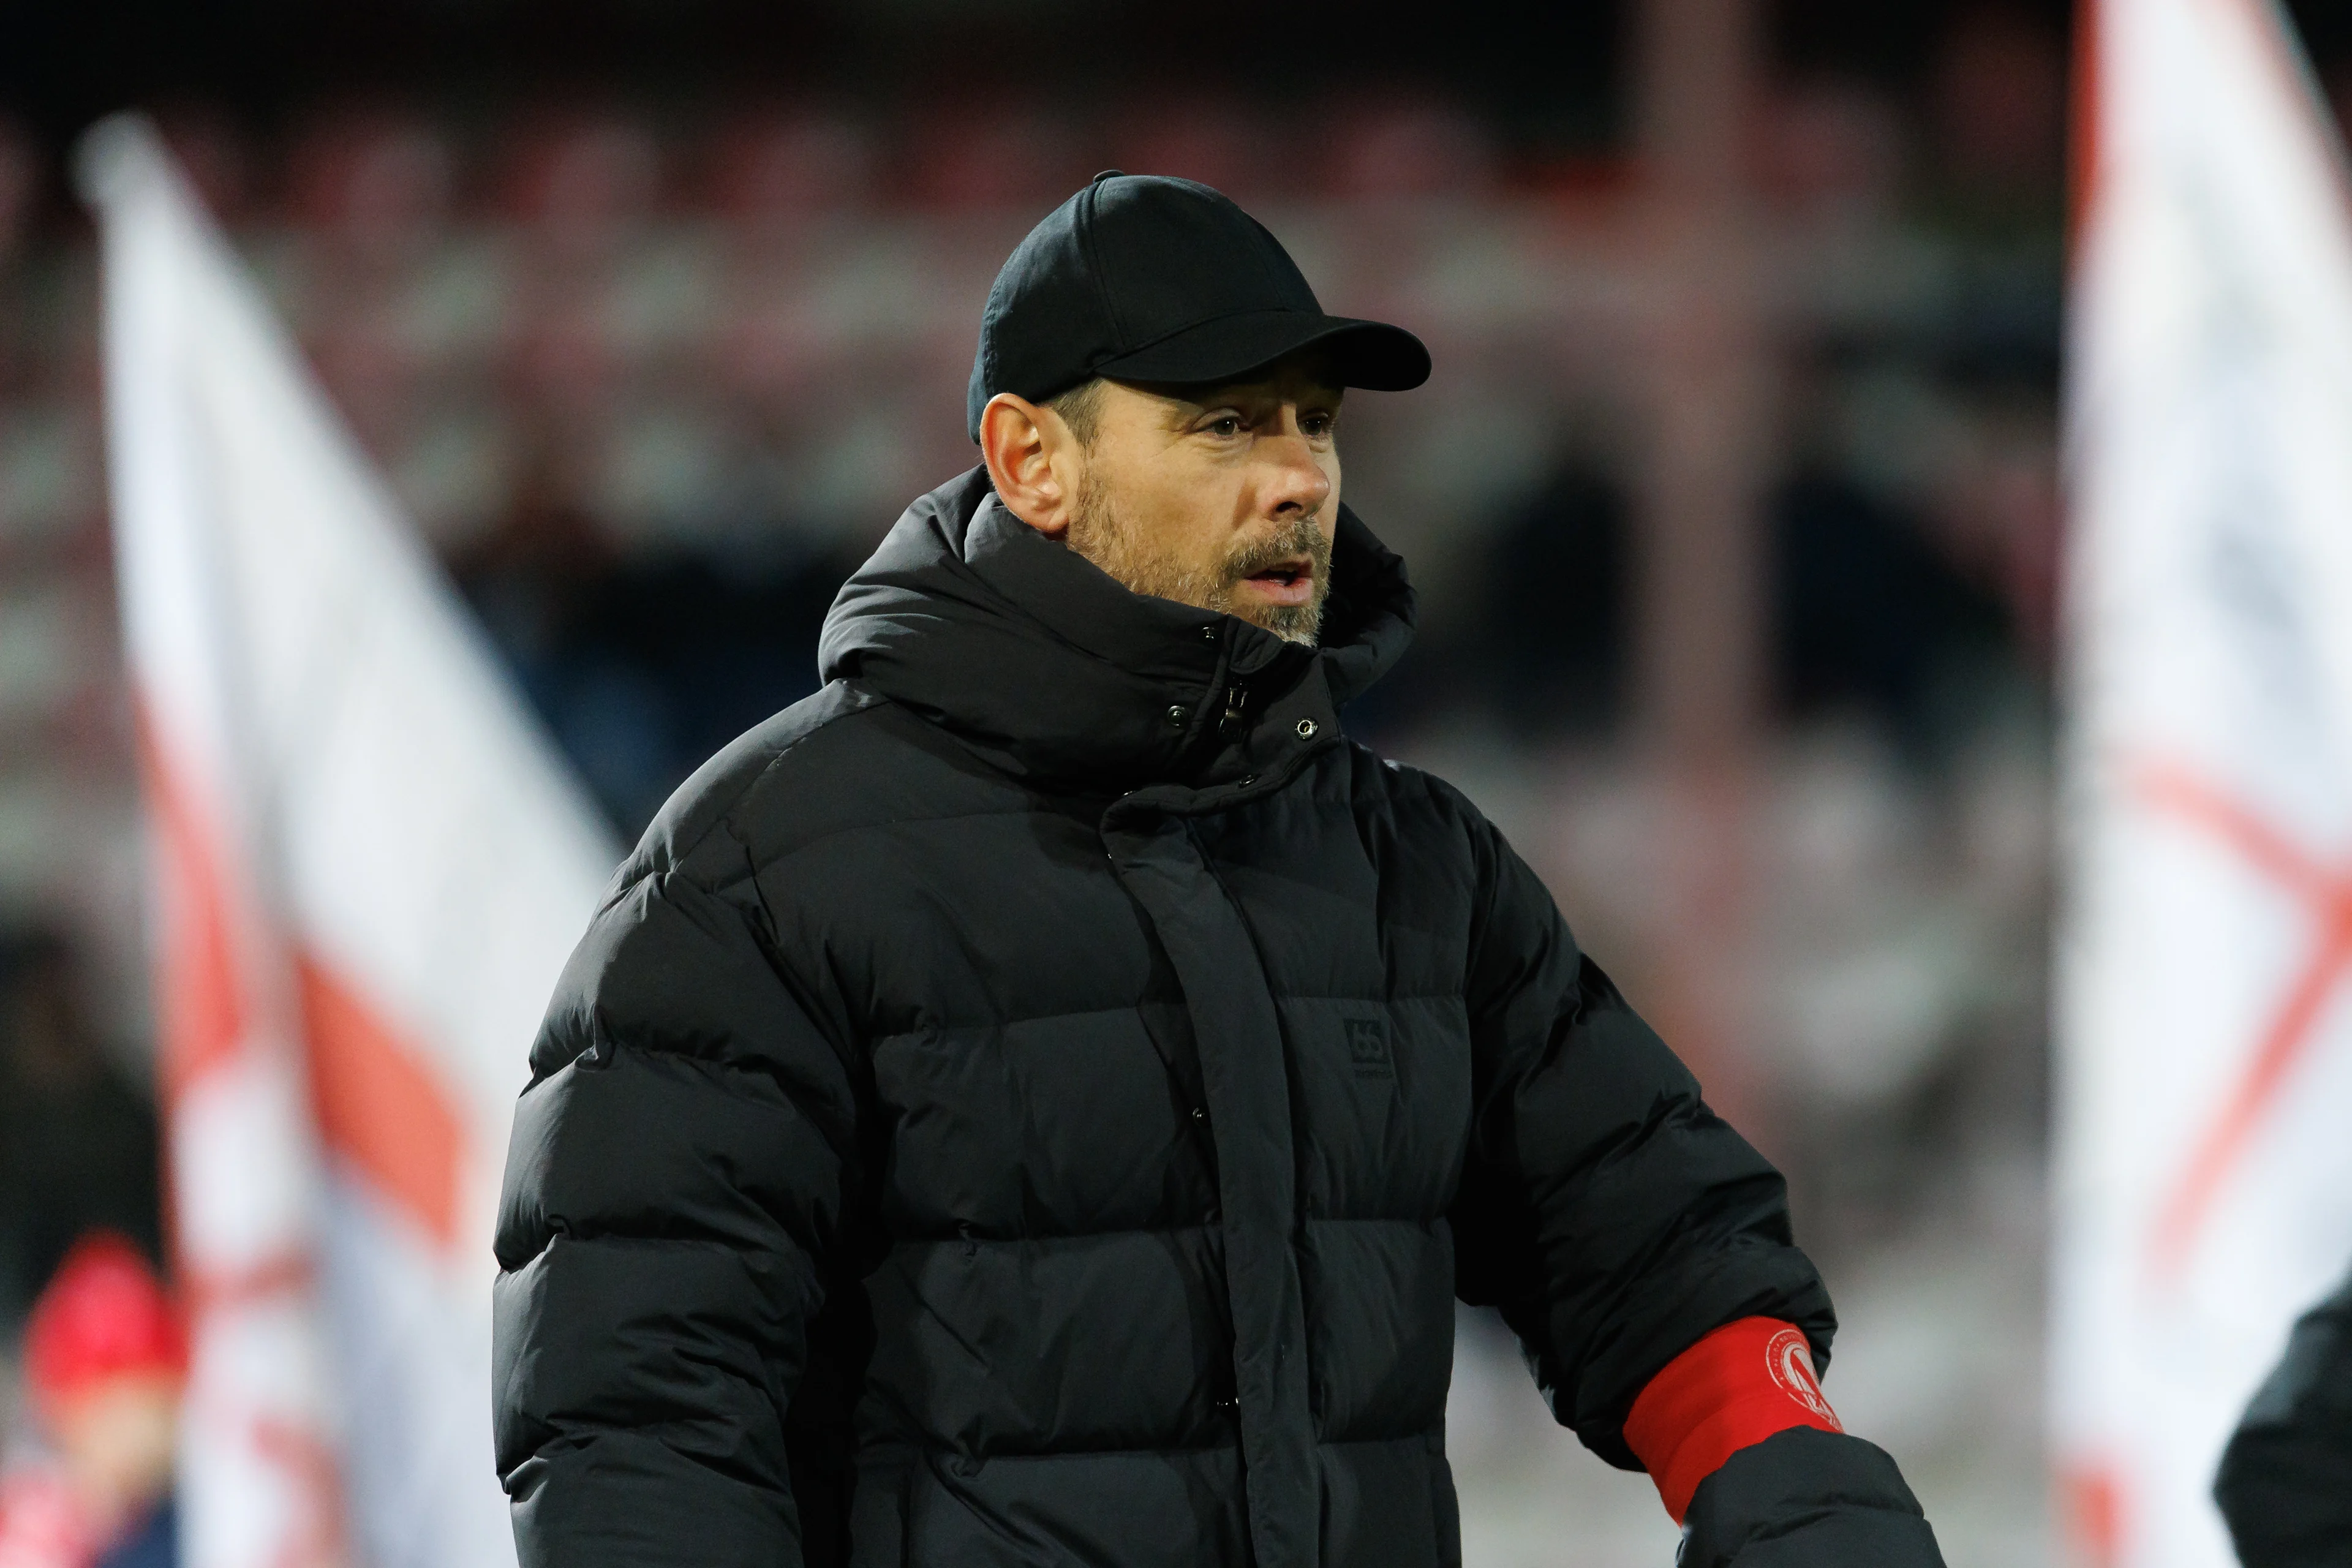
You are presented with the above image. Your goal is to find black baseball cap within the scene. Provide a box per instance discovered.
[967,172,1431,441]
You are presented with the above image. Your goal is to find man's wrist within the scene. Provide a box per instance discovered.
[1623,1316,1843,1522]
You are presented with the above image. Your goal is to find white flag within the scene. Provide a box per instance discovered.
[2056,1,2352,1564]
[79,117,619,1568]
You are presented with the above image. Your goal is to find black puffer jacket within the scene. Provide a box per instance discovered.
[492,469,1923,1567]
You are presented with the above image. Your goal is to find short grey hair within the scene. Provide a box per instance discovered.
[1048,379,1105,448]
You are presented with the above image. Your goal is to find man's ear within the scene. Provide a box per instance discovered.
[980,392,1080,538]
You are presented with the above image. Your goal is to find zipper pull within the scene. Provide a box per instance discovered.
[1220,684,1247,729]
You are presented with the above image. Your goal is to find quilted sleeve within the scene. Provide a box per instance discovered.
[492,865,862,1568]
[1447,815,1836,1469]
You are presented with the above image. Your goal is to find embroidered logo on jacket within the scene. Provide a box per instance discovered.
[1344,1017,1393,1079]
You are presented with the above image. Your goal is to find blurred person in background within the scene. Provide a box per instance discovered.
[494,174,1943,1568]
[2214,1261,2352,1567]
[0,935,160,1335]
[454,438,849,833]
[0,1233,182,1568]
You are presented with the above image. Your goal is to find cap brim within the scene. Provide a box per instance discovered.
[1093,309,1431,393]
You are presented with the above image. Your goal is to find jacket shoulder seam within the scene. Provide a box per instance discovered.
[650,684,891,893]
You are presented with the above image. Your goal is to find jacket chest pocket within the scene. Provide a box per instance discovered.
[1281,997,1472,1221]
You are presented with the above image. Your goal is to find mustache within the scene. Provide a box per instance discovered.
[1221,516,1332,582]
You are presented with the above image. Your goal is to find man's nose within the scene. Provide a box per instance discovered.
[1261,432,1331,518]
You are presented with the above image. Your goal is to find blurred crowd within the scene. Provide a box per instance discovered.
[0,2,2145,1561]
[0,935,173,1568]
[0,8,2068,829]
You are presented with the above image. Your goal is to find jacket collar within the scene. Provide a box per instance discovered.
[818,466,1415,792]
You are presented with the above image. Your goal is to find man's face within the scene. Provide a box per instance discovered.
[1063,360,1344,646]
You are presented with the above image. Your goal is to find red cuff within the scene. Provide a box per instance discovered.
[1622,1317,1843,1523]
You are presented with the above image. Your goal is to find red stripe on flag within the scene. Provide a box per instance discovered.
[2060,1461,2125,1568]
[2126,755,2352,1276]
[294,954,466,1250]
[183,1250,315,1316]
[2132,757,2338,900]
[2068,0,2101,262]
[132,707,246,1101]
[134,703,469,1252]
[2150,914,2352,1275]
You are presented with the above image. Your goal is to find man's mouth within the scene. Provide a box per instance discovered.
[1237,556,1317,608]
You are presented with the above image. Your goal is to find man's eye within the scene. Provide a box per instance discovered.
[1207,416,1243,438]
[1302,414,1335,437]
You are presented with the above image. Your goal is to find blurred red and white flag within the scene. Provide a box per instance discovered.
[2058,1,2352,1564]
[78,117,617,1568]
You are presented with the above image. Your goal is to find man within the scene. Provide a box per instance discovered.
[493,173,1943,1567]
[2214,1260,2352,1566]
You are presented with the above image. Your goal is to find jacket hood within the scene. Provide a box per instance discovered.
[818,467,1415,789]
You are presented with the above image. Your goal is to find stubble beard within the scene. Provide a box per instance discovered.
[1065,472,1333,647]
